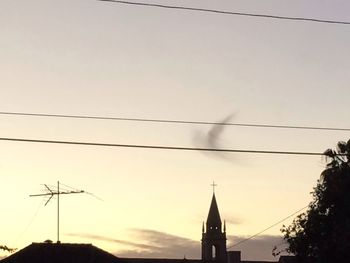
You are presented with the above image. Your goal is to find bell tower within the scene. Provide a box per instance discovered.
[202,183,227,263]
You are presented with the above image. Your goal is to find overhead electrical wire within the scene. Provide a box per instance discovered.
[227,205,309,249]
[11,198,46,248]
[0,137,342,156]
[98,0,350,25]
[0,111,349,132]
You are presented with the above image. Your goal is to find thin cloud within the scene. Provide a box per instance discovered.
[120,229,200,259]
[67,230,287,261]
[227,235,288,261]
[66,233,159,250]
[193,114,237,162]
[223,215,243,225]
[207,114,235,149]
[118,231,287,261]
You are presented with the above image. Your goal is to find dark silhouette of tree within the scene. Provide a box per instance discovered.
[0,245,15,253]
[280,140,350,263]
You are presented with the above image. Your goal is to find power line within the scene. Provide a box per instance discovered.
[227,205,309,249]
[0,111,349,132]
[12,198,46,247]
[98,0,350,25]
[0,137,340,156]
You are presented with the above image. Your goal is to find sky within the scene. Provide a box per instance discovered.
[1,0,350,261]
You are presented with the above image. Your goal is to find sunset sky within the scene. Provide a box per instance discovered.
[1,0,350,261]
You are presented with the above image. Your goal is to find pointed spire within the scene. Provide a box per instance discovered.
[202,221,205,233]
[206,193,222,228]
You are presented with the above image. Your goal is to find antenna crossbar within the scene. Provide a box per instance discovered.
[30,190,84,197]
[29,181,85,243]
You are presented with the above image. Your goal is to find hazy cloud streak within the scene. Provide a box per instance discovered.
[66,233,159,250]
[118,228,200,258]
[193,114,237,162]
[227,234,288,261]
[222,215,243,225]
[67,230,287,261]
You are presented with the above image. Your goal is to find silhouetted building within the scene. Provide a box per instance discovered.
[1,192,294,263]
[200,193,284,263]
[202,193,227,263]
[0,242,120,263]
[122,193,280,263]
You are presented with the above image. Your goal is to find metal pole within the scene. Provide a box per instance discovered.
[57,181,60,243]
[29,181,87,244]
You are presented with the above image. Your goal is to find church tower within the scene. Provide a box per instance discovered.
[202,191,227,263]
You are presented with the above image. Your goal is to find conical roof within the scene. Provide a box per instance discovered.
[206,193,222,227]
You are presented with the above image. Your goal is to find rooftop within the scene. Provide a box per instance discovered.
[0,242,120,263]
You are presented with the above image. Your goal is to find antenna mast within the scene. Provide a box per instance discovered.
[29,181,84,243]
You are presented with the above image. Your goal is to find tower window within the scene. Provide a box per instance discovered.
[212,245,216,259]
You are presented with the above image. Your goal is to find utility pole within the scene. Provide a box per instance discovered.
[57,181,60,243]
[30,181,84,243]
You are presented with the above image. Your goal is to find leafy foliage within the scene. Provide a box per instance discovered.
[281,140,350,263]
[0,245,16,253]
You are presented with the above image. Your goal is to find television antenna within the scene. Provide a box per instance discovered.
[29,181,85,243]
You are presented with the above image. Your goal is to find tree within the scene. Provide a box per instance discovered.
[280,140,350,263]
[0,245,15,253]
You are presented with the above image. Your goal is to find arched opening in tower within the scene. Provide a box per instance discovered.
[212,245,217,260]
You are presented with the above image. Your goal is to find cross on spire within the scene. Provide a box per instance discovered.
[211,181,217,194]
